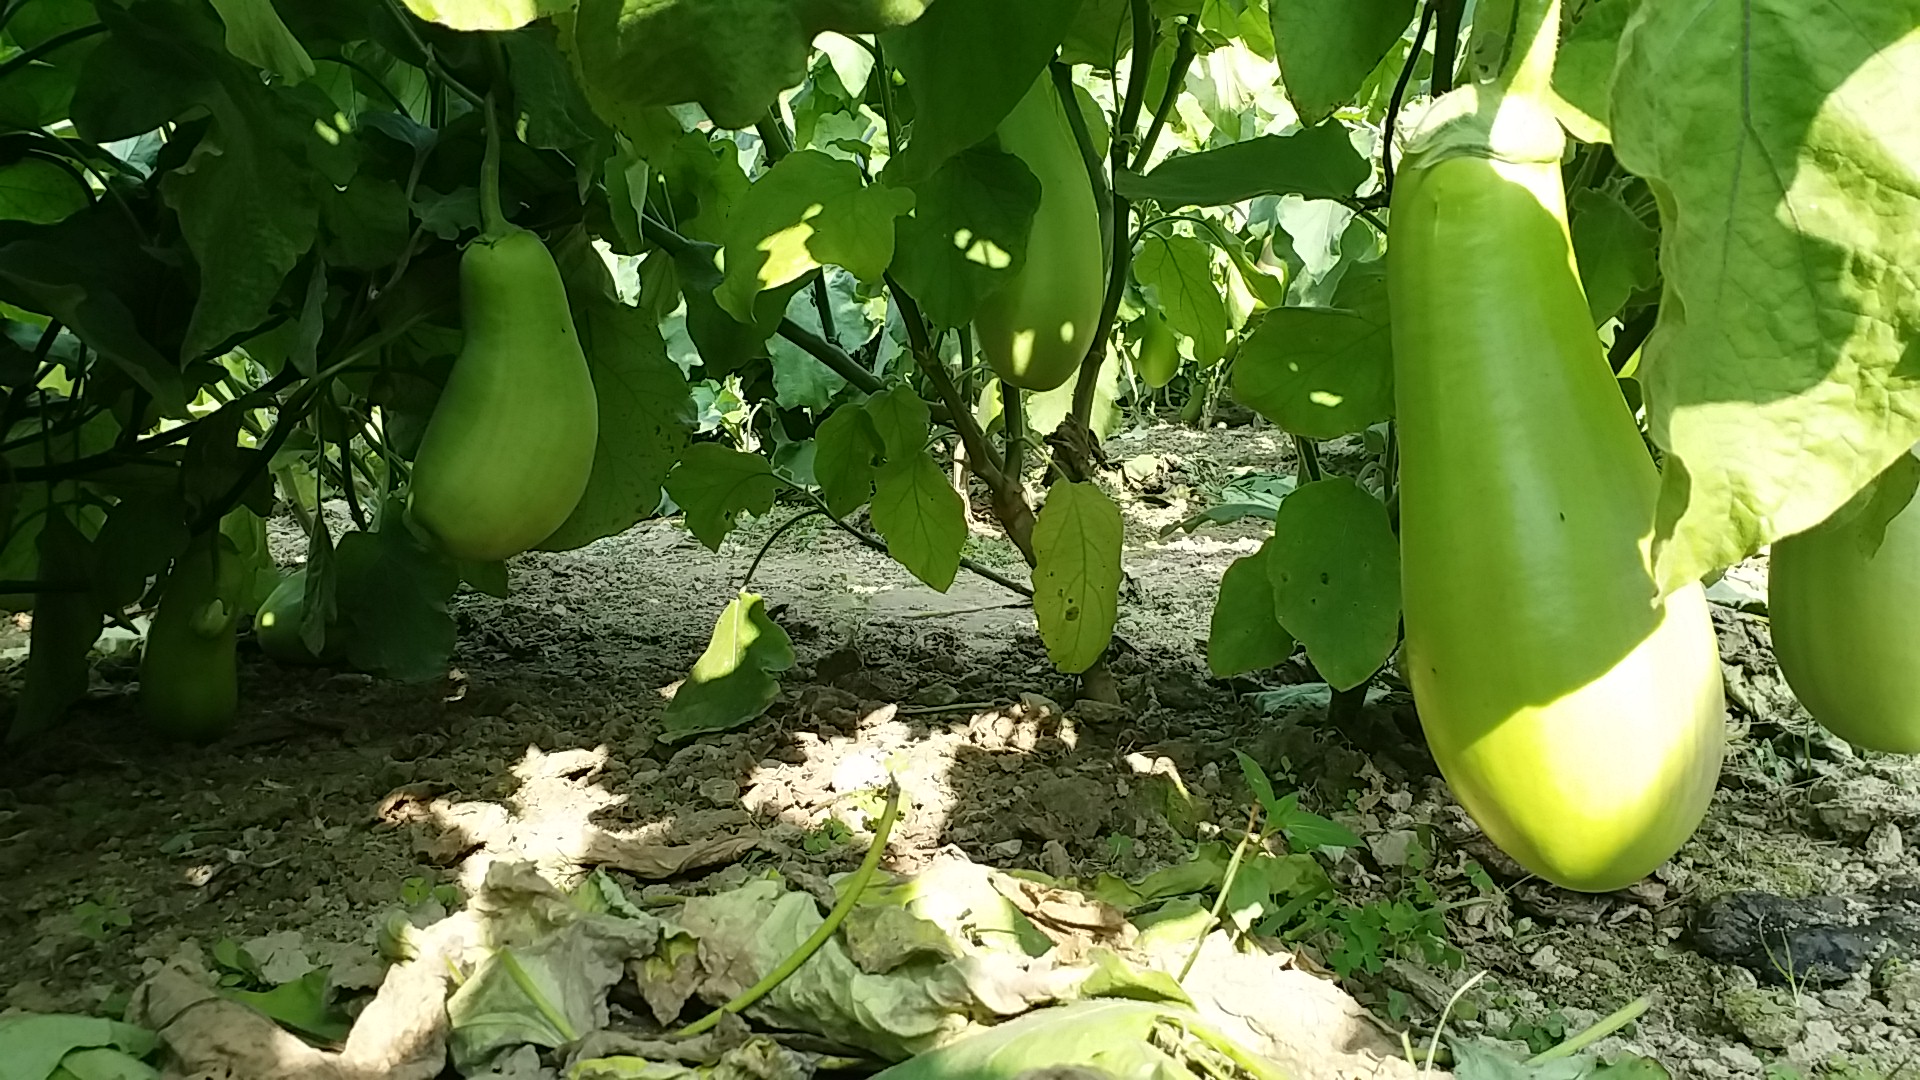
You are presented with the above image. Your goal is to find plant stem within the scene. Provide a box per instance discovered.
[886,276,1007,487]
[780,481,1034,598]
[1382,0,1438,193]
[379,0,485,107]
[756,111,795,162]
[745,508,827,588]
[1528,996,1652,1065]
[677,782,904,1038]
[1431,0,1467,94]
[1002,380,1027,484]
[1179,806,1260,982]
[1130,21,1196,173]
[776,316,887,397]
[479,93,508,238]
[1053,61,1112,253]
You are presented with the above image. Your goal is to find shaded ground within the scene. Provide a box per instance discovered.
[2,421,1918,1078]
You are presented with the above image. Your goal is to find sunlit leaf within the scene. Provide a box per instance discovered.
[1032,481,1123,673]
[661,592,796,742]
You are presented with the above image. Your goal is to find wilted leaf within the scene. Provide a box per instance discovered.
[1208,543,1293,678]
[1114,124,1371,207]
[661,592,795,741]
[1265,478,1399,690]
[1611,0,1920,595]
[1032,482,1123,674]
[664,444,779,550]
[887,145,1042,331]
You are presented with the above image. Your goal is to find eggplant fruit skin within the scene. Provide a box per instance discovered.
[973,74,1106,393]
[1389,136,1726,893]
[407,227,598,562]
[1769,454,1920,754]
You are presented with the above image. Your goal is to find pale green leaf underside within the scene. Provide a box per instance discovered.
[1032,481,1123,674]
[870,453,966,591]
[1612,1,1920,594]
[1134,233,1228,364]
[661,591,796,742]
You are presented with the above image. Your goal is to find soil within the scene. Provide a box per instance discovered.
[2,420,1918,1079]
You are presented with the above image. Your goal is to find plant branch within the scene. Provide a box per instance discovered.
[1431,0,1467,95]
[380,0,485,107]
[886,275,1006,487]
[1130,21,1196,173]
[1053,61,1112,252]
[745,508,827,588]
[782,481,1034,598]
[0,23,105,83]
[1381,0,1437,193]
[755,112,795,162]
[1002,380,1026,483]
[479,93,507,237]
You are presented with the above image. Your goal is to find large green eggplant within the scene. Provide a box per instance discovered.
[973,73,1106,393]
[142,531,242,742]
[1769,450,1920,754]
[1388,5,1724,892]
[407,227,598,562]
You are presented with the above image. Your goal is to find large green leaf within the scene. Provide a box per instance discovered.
[1550,0,1634,145]
[1611,0,1920,595]
[813,405,885,517]
[870,453,966,591]
[400,0,573,31]
[540,239,694,552]
[0,1013,159,1080]
[1265,478,1398,691]
[716,150,914,321]
[887,144,1042,331]
[665,444,780,550]
[1207,542,1293,678]
[505,22,608,151]
[207,0,316,83]
[1134,234,1227,364]
[1233,266,1392,439]
[1269,0,1417,126]
[880,0,1085,183]
[1568,187,1656,328]
[564,0,931,132]
[0,159,90,225]
[1113,124,1371,208]
[1031,481,1122,674]
[864,384,932,462]
[661,592,795,742]
[334,510,460,684]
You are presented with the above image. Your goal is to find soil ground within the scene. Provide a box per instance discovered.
[2,420,1918,1078]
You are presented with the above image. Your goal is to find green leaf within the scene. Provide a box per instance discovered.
[887,145,1042,331]
[766,290,849,411]
[207,0,316,83]
[1265,477,1399,691]
[91,491,192,611]
[1031,481,1123,674]
[563,0,931,132]
[1569,188,1656,327]
[48,1045,158,1080]
[1222,852,1329,933]
[504,23,608,150]
[661,591,795,742]
[1208,544,1294,677]
[0,64,78,130]
[333,510,459,683]
[1232,749,1280,818]
[1060,0,1133,69]
[69,2,222,144]
[664,443,778,550]
[162,103,321,361]
[870,453,966,591]
[880,0,1085,183]
[0,1013,158,1080]
[716,150,913,321]
[1134,233,1228,364]
[400,0,572,31]
[540,234,694,551]
[220,969,349,1043]
[1550,0,1634,145]
[864,384,931,462]
[1017,340,1125,440]
[813,406,884,517]
[322,177,411,271]
[1275,807,1362,851]
[1610,0,1920,595]
[0,159,89,225]
[1233,271,1393,439]
[1269,0,1416,125]
[1113,124,1371,207]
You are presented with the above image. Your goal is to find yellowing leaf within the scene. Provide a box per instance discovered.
[1032,481,1123,673]
[661,592,795,742]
